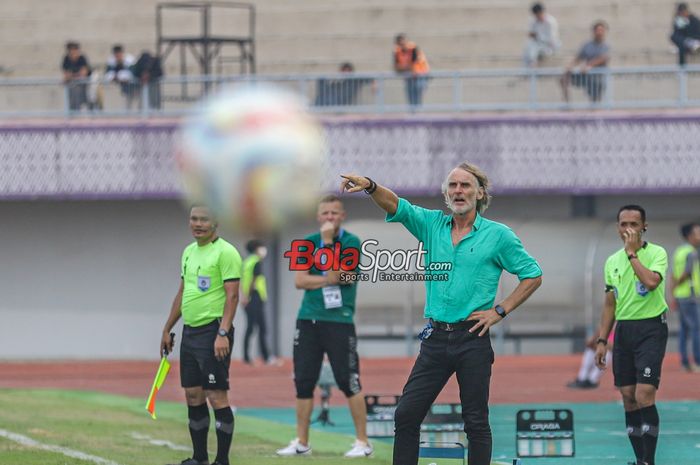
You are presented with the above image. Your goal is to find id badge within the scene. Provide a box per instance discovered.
[198,275,211,292]
[322,286,343,309]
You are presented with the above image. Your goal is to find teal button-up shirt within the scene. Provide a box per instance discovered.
[386,198,542,323]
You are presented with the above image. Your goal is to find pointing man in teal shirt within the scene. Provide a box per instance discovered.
[341,162,542,465]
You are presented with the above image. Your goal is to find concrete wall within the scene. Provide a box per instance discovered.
[0,0,689,80]
[0,193,695,360]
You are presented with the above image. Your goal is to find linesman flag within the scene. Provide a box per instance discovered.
[146,356,171,419]
[146,332,175,419]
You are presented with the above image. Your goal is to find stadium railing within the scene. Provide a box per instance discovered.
[3,65,700,117]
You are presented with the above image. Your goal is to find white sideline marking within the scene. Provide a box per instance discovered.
[129,432,190,451]
[0,428,122,465]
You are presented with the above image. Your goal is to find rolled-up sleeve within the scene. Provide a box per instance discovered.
[496,227,542,280]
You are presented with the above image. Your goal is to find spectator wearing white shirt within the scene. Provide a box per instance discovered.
[523,3,561,67]
[104,45,137,109]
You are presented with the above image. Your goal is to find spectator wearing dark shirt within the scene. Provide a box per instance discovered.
[560,21,610,103]
[105,44,137,109]
[314,62,373,107]
[61,41,91,111]
[131,51,164,110]
[671,3,700,66]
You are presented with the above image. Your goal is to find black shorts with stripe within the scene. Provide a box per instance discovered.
[293,319,362,399]
[613,312,668,389]
[180,319,234,390]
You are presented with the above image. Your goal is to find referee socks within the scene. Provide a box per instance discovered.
[640,404,660,465]
[188,403,210,463]
[214,407,234,465]
[625,409,645,462]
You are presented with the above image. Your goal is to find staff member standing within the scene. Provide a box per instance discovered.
[595,205,668,465]
[394,33,430,106]
[276,194,372,458]
[241,239,274,365]
[671,222,700,372]
[341,163,542,465]
[160,205,242,465]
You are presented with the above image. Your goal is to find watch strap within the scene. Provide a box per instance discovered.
[494,304,507,318]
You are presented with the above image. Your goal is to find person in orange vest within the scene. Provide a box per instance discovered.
[393,33,430,106]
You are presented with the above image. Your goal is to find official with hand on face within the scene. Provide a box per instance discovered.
[276,194,373,458]
[596,205,669,465]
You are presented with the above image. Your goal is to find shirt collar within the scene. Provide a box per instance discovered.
[446,212,482,230]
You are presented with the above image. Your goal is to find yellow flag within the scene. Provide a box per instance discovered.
[146,356,171,419]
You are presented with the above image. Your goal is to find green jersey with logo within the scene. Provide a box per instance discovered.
[604,242,668,320]
[297,230,360,324]
[181,238,242,327]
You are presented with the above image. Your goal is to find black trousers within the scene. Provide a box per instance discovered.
[393,325,494,465]
[243,293,270,362]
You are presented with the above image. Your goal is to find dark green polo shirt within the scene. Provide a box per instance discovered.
[386,198,542,323]
[297,230,360,324]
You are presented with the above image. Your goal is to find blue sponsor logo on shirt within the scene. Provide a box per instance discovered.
[636,281,649,297]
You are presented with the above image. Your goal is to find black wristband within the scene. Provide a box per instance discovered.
[596,337,608,346]
[627,253,638,260]
[364,177,377,195]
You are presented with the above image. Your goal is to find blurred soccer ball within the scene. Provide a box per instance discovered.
[177,85,325,234]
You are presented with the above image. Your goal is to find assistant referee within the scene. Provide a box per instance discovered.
[160,205,242,465]
[595,205,668,465]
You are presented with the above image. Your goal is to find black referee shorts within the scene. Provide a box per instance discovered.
[180,319,234,391]
[293,319,362,399]
[613,312,668,389]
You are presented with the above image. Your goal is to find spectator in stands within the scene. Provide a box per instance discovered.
[61,41,91,111]
[671,3,700,66]
[393,34,430,107]
[523,3,561,67]
[131,51,163,110]
[314,62,374,107]
[105,44,137,109]
[560,21,610,103]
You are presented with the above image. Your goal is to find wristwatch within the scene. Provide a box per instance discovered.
[494,304,507,319]
[627,253,638,260]
[596,337,608,346]
[217,328,228,337]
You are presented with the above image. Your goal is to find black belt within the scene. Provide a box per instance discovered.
[429,318,477,332]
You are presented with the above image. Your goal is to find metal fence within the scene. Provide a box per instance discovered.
[4,65,700,117]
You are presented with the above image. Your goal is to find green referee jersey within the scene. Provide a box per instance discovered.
[604,241,668,321]
[181,237,242,327]
[297,229,360,324]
